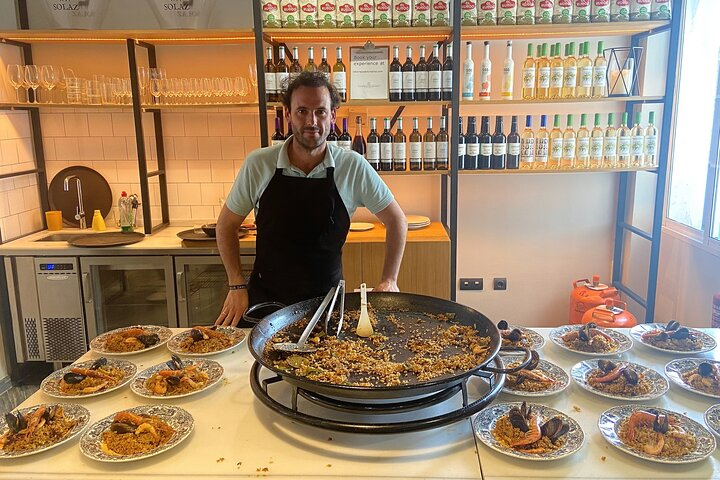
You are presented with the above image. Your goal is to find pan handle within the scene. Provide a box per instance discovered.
[480,347,535,374]
[243,301,286,324]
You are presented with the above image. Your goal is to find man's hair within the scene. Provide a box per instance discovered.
[281,71,341,110]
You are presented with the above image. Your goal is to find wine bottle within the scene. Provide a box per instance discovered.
[617,111,631,168]
[415,45,428,101]
[479,116,492,170]
[507,115,520,169]
[265,47,277,102]
[393,117,407,171]
[423,117,436,171]
[271,116,285,145]
[603,112,618,168]
[289,47,303,83]
[326,123,338,148]
[366,117,380,170]
[549,43,563,99]
[285,123,294,140]
[409,117,423,171]
[479,41,492,100]
[436,116,449,170]
[428,44,442,101]
[590,113,604,168]
[465,116,479,170]
[402,46,415,102]
[592,41,608,98]
[304,46,317,72]
[535,114,549,169]
[561,114,576,170]
[319,46,331,79]
[536,43,550,99]
[462,41,474,100]
[577,42,593,99]
[389,46,402,102]
[442,43,453,101]
[644,111,658,167]
[576,113,590,169]
[458,117,467,170]
[352,116,366,155]
[520,115,535,170]
[562,42,577,99]
[276,48,289,98]
[380,117,393,171]
[491,116,506,170]
[338,117,352,151]
[522,43,536,100]
[630,111,645,167]
[548,114,563,170]
[501,41,514,99]
[332,47,347,102]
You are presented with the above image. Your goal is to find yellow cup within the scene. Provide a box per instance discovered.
[45,211,63,231]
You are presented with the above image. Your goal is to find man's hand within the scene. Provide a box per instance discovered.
[374,279,399,292]
[215,289,249,327]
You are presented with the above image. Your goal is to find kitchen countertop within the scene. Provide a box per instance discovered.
[1,327,720,479]
[0,223,449,256]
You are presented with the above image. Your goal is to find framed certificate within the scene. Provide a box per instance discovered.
[350,42,389,100]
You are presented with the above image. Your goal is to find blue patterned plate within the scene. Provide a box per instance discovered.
[549,325,632,357]
[473,402,584,461]
[499,326,545,352]
[630,323,716,354]
[571,359,668,401]
[703,404,720,439]
[90,325,172,356]
[41,358,137,399]
[502,359,569,397]
[598,405,715,464]
[167,326,246,356]
[665,358,720,399]
[131,358,224,399]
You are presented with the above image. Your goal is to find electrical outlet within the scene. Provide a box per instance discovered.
[493,278,507,291]
[459,278,483,291]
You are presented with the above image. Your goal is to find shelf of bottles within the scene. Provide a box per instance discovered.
[0,29,256,45]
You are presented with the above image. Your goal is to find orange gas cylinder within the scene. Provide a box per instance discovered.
[582,299,637,328]
[569,275,620,325]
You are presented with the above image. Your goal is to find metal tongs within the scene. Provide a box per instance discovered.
[273,280,345,353]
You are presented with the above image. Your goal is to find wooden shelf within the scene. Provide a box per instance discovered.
[0,29,255,45]
[460,95,664,106]
[459,166,658,174]
[461,20,670,40]
[378,170,449,176]
[263,27,452,43]
[142,103,259,110]
[0,102,131,110]
[266,100,450,109]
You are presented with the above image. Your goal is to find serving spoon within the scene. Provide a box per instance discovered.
[356,283,374,337]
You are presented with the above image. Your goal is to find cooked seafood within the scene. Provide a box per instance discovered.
[618,409,696,457]
[0,406,77,453]
[144,355,209,396]
[586,360,652,396]
[641,321,704,351]
[178,326,234,354]
[104,328,161,353]
[497,320,532,348]
[100,410,174,456]
[58,358,125,395]
[681,362,720,396]
[492,401,570,454]
[505,352,556,392]
[561,323,618,353]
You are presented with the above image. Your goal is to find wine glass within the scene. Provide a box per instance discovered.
[24,65,40,104]
[247,64,258,88]
[6,64,23,102]
[40,65,58,104]
[150,78,161,105]
[137,66,149,103]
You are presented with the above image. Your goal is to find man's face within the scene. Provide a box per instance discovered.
[286,85,336,151]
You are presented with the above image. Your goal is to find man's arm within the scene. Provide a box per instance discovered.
[215,204,248,326]
[373,200,407,292]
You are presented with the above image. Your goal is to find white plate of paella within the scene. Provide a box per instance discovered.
[598,405,716,464]
[79,404,193,462]
[473,401,584,461]
[90,325,172,356]
[167,326,246,356]
[703,404,720,439]
[501,359,569,397]
[665,358,720,399]
[497,320,545,352]
[131,355,224,399]
[571,359,668,401]
[630,322,716,354]
[549,324,632,357]
[0,403,90,459]
[40,358,137,399]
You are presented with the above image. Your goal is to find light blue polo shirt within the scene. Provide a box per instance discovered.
[226,138,394,218]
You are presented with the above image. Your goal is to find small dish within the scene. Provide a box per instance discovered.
[131,357,223,399]
[571,359,668,401]
[665,358,720,399]
[41,358,137,399]
[90,325,172,356]
[703,404,720,438]
[630,323,716,354]
[549,324,632,357]
[201,223,216,237]
[349,222,374,232]
[167,326,246,356]
[502,358,569,397]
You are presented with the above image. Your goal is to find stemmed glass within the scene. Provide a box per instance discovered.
[56,67,74,104]
[137,66,149,104]
[247,65,258,101]
[150,78,162,105]
[40,65,58,104]
[6,65,23,102]
[24,65,40,104]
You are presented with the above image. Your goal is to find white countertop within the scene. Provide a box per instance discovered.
[1,328,720,479]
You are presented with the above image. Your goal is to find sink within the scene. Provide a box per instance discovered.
[34,233,85,242]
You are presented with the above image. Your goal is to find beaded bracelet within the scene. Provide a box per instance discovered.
[228,284,247,290]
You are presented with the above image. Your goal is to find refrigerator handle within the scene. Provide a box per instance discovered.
[82,272,93,304]
[176,271,186,303]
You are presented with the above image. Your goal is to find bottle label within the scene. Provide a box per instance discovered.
[265,73,277,93]
[492,143,507,156]
[409,142,422,159]
[389,72,403,92]
[644,135,657,156]
[617,136,631,156]
[579,66,593,88]
[535,137,549,162]
[429,71,442,90]
[462,67,474,98]
[631,136,645,156]
[416,71,429,90]
[381,142,393,159]
[424,142,436,159]
[550,66,564,88]
[538,67,551,88]
[332,71,346,93]
[403,71,415,91]
[480,65,491,95]
[508,142,521,156]
[604,136,617,156]
[521,137,535,160]
[481,143,493,156]
[563,67,577,88]
[467,143,480,156]
[276,72,289,92]
[577,137,590,159]
[393,142,406,159]
[593,65,607,87]
[339,140,352,151]
[590,136,604,157]
[442,71,453,91]
[437,141,449,160]
[458,143,467,156]
[562,138,576,158]
[550,138,563,158]
[367,143,380,160]
[272,139,285,146]
[522,67,536,88]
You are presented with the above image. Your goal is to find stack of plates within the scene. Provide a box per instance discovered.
[407,215,431,230]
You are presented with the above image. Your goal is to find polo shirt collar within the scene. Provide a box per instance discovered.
[278,136,337,176]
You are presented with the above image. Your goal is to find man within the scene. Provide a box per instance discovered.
[215,72,407,327]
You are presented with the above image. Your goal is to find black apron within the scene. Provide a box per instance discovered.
[248,165,350,308]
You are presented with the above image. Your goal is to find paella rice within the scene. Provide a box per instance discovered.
[564,334,617,353]
[144,356,210,396]
[104,328,161,353]
[680,362,720,396]
[497,321,533,349]
[642,334,704,352]
[587,361,652,396]
[0,406,76,453]
[59,364,126,396]
[491,403,569,454]
[101,411,174,456]
[618,410,696,457]
[505,362,556,392]
[178,326,236,354]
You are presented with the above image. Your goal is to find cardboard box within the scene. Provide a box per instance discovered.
[261,0,281,27]
[281,0,300,26]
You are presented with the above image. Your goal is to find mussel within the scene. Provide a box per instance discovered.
[508,401,532,432]
[666,320,680,332]
[540,416,570,442]
[669,327,690,340]
[90,357,107,370]
[109,422,136,434]
[189,328,205,342]
[653,413,669,434]
[42,405,59,422]
[597,359,616,373]
[622,368,640,385]
[506,329,524,342]
[62,372,86,384]
[166,354,184,371]
[4,411,26,434]
[137,333,160,347]
[166,376,181,386]
[497,320,509,331]
[698,362,715,377]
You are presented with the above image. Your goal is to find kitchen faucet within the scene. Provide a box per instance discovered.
[63,175,86,229]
